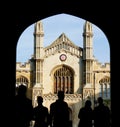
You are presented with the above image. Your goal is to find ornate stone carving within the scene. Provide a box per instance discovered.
[32,87,43,107]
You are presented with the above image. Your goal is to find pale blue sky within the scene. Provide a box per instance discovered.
[16,14,110,64]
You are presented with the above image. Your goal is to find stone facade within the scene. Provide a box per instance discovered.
[16,20,110,127]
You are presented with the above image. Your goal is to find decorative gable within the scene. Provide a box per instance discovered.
[44,33,83,57]
[50,33,76,47]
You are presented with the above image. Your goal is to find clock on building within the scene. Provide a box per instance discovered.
[60,54,67,61]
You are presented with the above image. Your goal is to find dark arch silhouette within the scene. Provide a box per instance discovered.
[3,2,115,127]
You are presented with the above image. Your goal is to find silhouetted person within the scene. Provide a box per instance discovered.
[78,100,93,127]
[33,96,50,127]
[50,90,69,127]
[93,97,111,127]
[15,84,33,127]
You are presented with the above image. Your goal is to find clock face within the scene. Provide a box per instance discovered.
[60,54,67,61]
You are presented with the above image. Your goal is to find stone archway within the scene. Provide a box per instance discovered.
[99,76,110,99]
[16,75,29,87]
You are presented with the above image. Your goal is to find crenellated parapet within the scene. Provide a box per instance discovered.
[16,62,31,72]
[93,59,110,72]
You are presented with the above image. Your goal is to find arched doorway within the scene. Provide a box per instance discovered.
[99,76,110,99]
[53,65,74,94]
[16,76,29,94]
[16,76,29,87]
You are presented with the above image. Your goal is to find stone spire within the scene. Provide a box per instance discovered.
[82,20,94,86]
[34,20,44,59]
[83,20,93,60]
[33,20,44,89]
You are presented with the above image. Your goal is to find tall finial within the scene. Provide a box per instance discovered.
[34,20,44,36]
[83,20,93,37]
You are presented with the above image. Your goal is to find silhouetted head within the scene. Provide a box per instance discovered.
[97,97,103,105]
[85,100,92,107]
[37,96,43,105]
[18,84,27,96]
[57,91,65,100]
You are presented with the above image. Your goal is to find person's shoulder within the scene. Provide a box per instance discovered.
[104,105,110,111]
[51,101,56,105]
[50,101,56,107]
[25,97,32,105]
[93,106,98,111]
[64,101,68,104]
[80,107,85,111]
[33,106,38,111]
[63,101,68,106]
[43,105,48,110]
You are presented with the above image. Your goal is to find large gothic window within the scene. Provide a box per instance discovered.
[54,65,74,94]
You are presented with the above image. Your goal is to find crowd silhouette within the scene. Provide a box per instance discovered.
[15,86,111,127]
[78,97,111,127]
[93,97,111,127]
[15,84,33,127]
